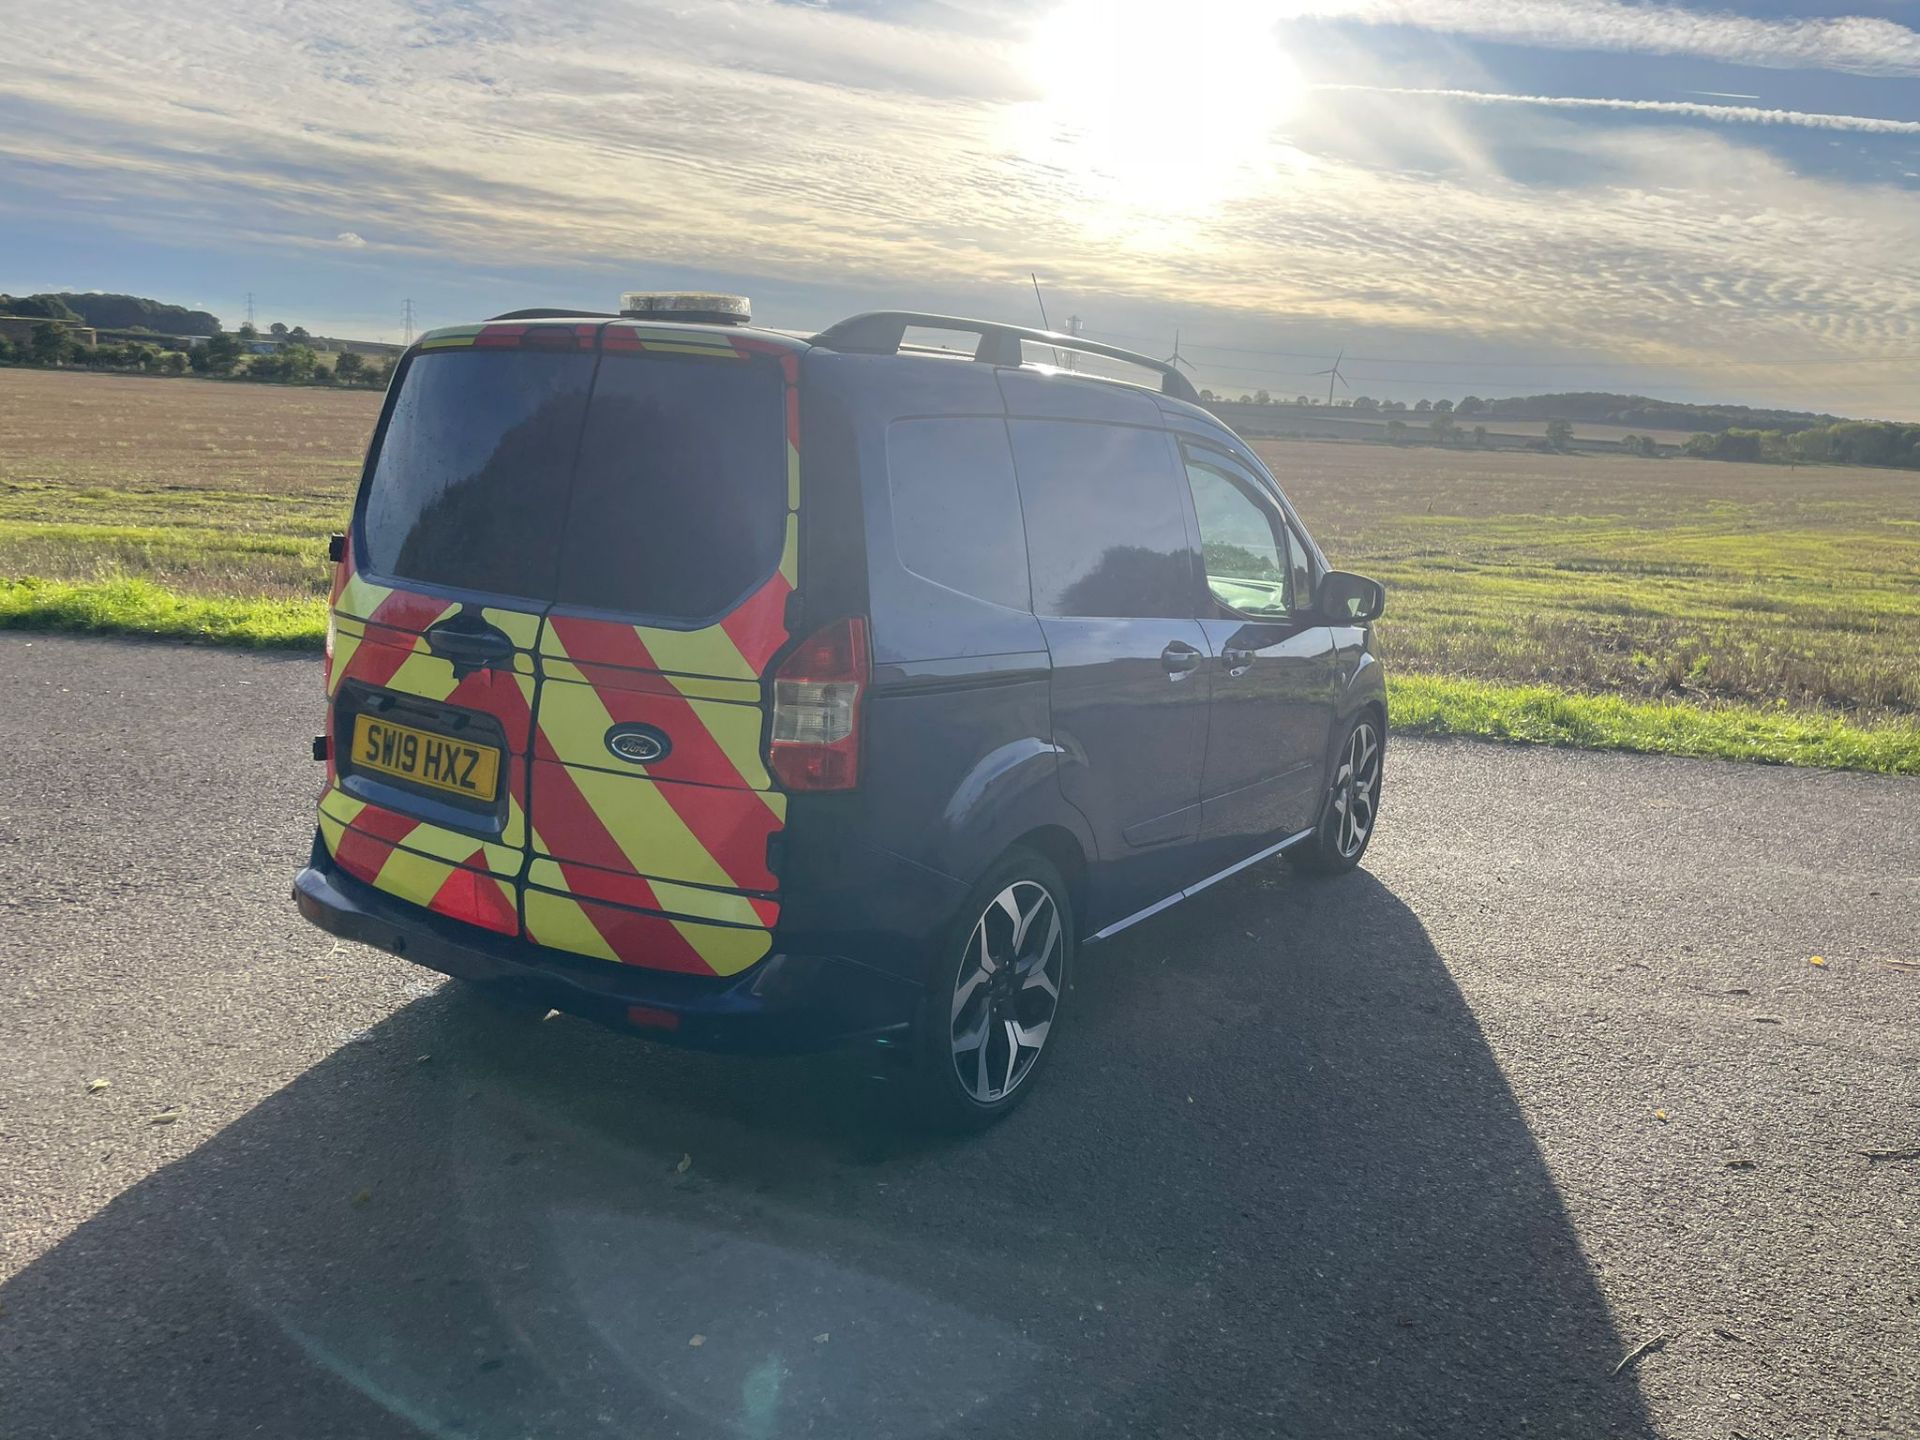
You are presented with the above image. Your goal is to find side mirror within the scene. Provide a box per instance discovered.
[1314,570,1385,624]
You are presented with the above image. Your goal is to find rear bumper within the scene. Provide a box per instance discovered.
[292,841,921,1055]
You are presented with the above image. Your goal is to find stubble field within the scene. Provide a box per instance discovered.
[3,366,1916,768]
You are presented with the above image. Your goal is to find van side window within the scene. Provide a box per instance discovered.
[886,418,1031,611]
[1010,421,1195,619]
[1183,453,1294,617]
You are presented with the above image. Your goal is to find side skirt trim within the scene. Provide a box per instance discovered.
[1086,828,1315,943]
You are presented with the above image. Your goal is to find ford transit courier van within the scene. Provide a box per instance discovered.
[293,296,1387,1126]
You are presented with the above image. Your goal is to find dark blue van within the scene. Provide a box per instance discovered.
[294,298,1386,1126]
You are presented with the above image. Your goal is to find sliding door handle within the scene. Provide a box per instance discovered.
[1161,641,1202,679]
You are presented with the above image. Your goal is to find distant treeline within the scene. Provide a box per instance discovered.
[0,322,393,389]
[1475,392,1843,434]
[0,291,223,337]
[1684,423,1920,470]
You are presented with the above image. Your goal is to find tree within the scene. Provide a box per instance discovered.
[1238,394,1252,404]
[1351,396,1378,412]
[1457,396,1486,416]
[30,322,70,365]
[237,322,258,341]
[204,332,242,373]
[334,350,365,382]
[1254,389,1271,405]
[289,326,311,343]
[1382,399,1406,412]
[269,322,289,338]
[1386,419,1409,441]
[1545,418,1574,451]
[279,344,318,381]
[1429,413,1457,443]
[1197,387,1217,403]
[1,294,83,322]
[1473,424,1488,448]
[1294,395,1311,407]
[0,336,13,364]
[164,350,188,375]
[1413,398,1432,413]
[1433,398,1453,414]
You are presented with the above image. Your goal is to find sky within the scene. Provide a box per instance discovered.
[4,0,1919,416]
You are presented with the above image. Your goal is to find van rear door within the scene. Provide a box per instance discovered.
[323,321,800,974]
[526,328,799,978]
[321,329,597,937]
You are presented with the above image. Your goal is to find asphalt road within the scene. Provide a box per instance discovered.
[2,632,1915,1440]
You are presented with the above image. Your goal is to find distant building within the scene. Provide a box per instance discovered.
[0,315,96,348]
[93,328,206,352]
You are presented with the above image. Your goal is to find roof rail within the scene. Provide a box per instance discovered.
[809,311,1201,403]
[486,308,618,322]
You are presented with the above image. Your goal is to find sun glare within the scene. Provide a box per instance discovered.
[1017,0,1305,213]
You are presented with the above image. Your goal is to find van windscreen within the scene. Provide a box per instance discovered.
[361,347,787,620]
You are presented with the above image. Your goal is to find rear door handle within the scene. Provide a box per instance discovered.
[1222,647,1255,677]
[1161,641,1203,679]
[424,618,515,675]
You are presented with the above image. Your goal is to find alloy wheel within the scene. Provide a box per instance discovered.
[948,880,1064,1104]
[1330,721,1381,859]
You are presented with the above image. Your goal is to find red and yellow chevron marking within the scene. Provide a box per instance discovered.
[318,796,519,936]
[318,332,806,979]
[524,886,771,976]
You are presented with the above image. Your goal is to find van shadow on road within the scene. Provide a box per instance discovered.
[0,866,1653,1439]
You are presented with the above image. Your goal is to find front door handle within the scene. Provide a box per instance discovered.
[1161,641,1203,679]
[1222,647,1255,677]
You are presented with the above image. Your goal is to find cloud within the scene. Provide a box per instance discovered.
[1316,84,1920,135]
[1273,0,1920,77]
[335,231,366,247]
[2,0,1919,412]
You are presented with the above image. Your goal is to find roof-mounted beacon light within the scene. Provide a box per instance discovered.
[618,292,752,326]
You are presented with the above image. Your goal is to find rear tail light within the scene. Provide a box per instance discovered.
[768,616,869,791]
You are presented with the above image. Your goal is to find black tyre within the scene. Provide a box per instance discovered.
[912,848,1074,1131]
[1290,711,1384,876]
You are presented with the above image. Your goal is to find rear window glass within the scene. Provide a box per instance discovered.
[360,347,787,621]
[886,418,1030,610]
[559,354,786,618]
[1009,420,1195,619]
[361,352,593,600]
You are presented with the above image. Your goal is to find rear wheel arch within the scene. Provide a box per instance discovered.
[1005,825,1088,938]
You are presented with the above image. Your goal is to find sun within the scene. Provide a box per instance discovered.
[1016,0,1306,213]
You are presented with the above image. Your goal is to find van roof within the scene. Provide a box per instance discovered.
[414,314,812,356]
[416,308,1200,404]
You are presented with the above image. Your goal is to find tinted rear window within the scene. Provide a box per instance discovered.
[360,347,786,620]
[1009,420,1195,619]
[886,418,1030,611]
[559,354,786,618]
[361,352,592,601]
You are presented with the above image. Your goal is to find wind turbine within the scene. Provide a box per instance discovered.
[1311,348,1349,407]
[1165,328,1198,376]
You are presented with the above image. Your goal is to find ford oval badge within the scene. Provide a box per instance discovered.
[605,723,671,765]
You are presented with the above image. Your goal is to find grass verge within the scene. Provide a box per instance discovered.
[0,577,325,649]
[1390,673,1920,775]
[4,577,1917,776]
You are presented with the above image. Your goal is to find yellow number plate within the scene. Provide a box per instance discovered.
[351,715,501,801]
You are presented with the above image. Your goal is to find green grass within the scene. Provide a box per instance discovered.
[1389,674,1920,775]
[0,577,326,648]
